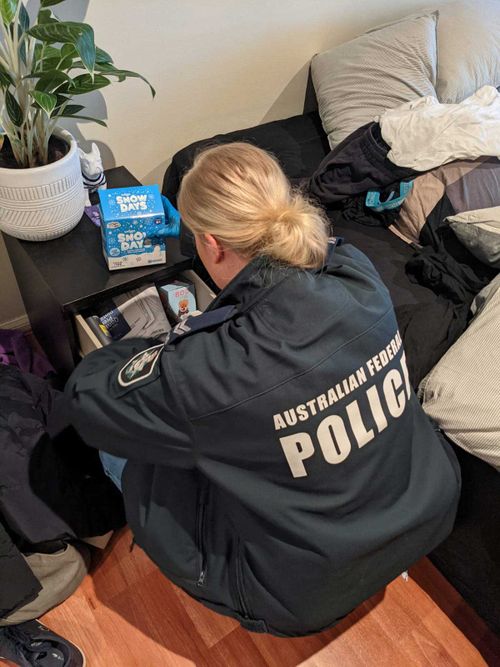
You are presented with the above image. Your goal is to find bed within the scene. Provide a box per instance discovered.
[162,1,500,635]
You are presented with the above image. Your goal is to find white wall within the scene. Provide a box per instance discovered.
[1,0,443,326]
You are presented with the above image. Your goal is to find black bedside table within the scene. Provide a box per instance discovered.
[3,166,192,378]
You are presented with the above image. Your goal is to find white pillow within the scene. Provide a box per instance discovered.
[419,274,500,471]
[448,206,500,269]
[311,11,438,149]
[436,0,500,103]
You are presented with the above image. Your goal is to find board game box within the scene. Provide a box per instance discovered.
[98,185,166,270]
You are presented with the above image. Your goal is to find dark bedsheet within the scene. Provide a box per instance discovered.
[163,111,458,386]
[163,111,330,200]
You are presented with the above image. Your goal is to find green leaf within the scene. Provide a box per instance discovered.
[28,21,96,73]
[30,89,57,115]
[28,21,82,43]
[96,63,156,97]
[34,69,71,92]
[40,54,73,72]
[75,24,95,72]
[17,4,28,65]
[40,56,60,71]
[5,90,23,126]
[67,59,85,70]
[53,93,69,108]
[18,40,27,66]
[28,21,76,44]
[0,71,13,87]
[61,43,77,59]
[58,55,73,70]
[30,45,60,72]
[0,63,13,88]
[57,103,84,115]
[59,114,107,127]
[18,2,29,32]
[40,0,65,6]
[69,73,110,95]
[41,45,60,59]
[68,44,109,71]
[37,8,57,24]
[96,46,113,63]
[0,0,18,25]
[33,43,42,62]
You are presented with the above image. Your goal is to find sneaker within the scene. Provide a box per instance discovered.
[0,620,85,666]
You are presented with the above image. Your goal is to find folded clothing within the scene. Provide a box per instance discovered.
[96,284,171,341]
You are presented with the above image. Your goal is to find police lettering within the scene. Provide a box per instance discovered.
[273,331,404,431]
[279,353,411,478]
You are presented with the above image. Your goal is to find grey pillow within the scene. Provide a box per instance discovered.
[447,206,500,269]
[311,11,438,149]
[419,274,500,471]
[436,0,500,103]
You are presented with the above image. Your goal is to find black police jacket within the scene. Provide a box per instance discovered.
[64,243,460,636]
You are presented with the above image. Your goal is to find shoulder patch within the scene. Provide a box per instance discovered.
[118,344,163,388]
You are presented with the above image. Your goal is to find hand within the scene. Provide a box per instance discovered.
[161,195,181,237]
[143,195,181,239]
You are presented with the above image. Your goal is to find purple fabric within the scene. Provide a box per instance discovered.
[84,204,101,227]
[0,329,54,378]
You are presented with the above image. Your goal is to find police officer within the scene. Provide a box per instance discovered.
[64,143,460,636]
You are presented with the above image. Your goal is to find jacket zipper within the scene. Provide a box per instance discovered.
[196,490,207,586]
[235,539,250,618]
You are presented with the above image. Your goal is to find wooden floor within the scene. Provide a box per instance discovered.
[3,528,499,667]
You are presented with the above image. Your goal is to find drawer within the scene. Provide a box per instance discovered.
[74,269,216,357]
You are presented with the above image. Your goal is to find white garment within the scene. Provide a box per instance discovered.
[379,85,500,170]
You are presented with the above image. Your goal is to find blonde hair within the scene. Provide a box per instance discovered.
[178,142,329,269]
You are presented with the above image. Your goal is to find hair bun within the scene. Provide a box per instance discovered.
[260,194,328,268]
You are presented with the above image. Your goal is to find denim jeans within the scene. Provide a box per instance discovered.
[99,451,127,492]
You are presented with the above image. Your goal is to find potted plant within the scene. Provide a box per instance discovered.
[0,0,154,241]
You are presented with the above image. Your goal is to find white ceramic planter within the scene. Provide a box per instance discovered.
[0,129,85,241]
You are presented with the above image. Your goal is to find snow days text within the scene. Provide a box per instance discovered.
[117,230,147,251]
[274,331,413,478]
[116,193,148,213]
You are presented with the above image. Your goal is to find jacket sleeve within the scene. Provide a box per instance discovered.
[62,339,194,468]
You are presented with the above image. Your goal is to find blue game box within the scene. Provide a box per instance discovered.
[98,185,166,270]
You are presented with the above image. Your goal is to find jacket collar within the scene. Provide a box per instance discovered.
[206,240,340,313]
[207,256,293,313]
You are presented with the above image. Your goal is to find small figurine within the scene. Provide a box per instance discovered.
[79,142,107,206]
[178,299,190,320]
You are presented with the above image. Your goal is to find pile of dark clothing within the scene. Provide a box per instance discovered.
[0,334,124,625]
[307,121,498,386]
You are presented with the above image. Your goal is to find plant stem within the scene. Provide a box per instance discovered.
[12,1,22,65]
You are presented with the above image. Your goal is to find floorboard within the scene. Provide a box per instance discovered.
[3,528,499,667]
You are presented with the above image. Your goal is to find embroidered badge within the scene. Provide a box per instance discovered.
[117,344,163,388]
